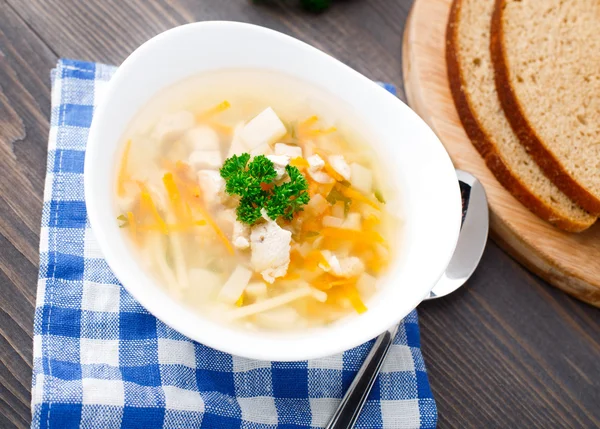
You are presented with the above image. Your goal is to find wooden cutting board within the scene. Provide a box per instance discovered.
[402,0,600,306]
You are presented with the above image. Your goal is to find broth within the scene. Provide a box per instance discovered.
[115,69,400,331]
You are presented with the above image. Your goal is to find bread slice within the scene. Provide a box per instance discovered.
[491,0,600,215]
[446,0,595,231]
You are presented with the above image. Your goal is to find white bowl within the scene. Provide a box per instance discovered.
[85,21,461,361]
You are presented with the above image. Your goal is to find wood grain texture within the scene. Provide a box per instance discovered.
[402,0,600,307]
[0,0,598,427]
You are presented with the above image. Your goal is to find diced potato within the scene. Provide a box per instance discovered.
[184,125,220,151]
[358,203,381,220]
[350,163,373,195]
[245,281,268,299]
[306,194,329,215]
[342,213,361,231]
[250,143,274,157]
[152,110,194,144]
[218,265,253,304]
[227,122,247,157]
[322,213,361,230]
[189,150,222,170]
[274,143,303,158]
[322,216,345,228]
[240,107,287,149]
[328,155,351,181]
[331,203,345,219]
[356,272,377,298]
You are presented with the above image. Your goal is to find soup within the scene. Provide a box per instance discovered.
[115,70,399,331]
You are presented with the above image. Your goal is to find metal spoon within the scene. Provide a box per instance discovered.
[325,170,489,429]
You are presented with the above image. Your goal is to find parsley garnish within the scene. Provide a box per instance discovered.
[220,153,310,225]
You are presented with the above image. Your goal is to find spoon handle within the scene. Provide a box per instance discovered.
[325,324,399,429]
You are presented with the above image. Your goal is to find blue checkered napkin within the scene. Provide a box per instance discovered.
[31,59,438,429]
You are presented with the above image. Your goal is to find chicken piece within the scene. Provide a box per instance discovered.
[320,251,365,278]
[266,155,290,180]
[152,110,195,144]
[215,208,237,237]
[240,107,287,149]
[183,125,220,151]
[250,218,292,283]
[328,155,351,181]
[232,219,250,250]
[307,154,334,184]
[350,163,373,195]
[189,150,222,170]
[274,143,303,158]
[197,170,226,208]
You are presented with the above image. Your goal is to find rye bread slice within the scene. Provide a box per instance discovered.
[446,0,595,231]
[491,0,600,215]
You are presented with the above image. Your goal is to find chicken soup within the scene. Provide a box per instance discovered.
[115,70,400,331]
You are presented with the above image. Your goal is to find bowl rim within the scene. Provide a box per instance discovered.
[85,20,462,361]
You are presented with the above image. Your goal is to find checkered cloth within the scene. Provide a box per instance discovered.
[31,59,438,429]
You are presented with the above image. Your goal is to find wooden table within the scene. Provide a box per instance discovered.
[1,1,598,427]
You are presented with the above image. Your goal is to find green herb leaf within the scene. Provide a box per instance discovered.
[374,189,386,204]
[220,153,311,225]
[117,214,129,228]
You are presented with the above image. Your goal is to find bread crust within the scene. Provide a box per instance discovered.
[490,0,600,215]
[446,0,595,232]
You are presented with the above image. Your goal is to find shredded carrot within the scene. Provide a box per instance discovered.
[182,184,234,255]
[280,272,301,281]
[163,173,186,220]
[117,140,132,197]
[196,100,231,121]
[340,186,380,210]
[138,185,168,234]
[305,126,337,137]
[323,163,345,182]
[260,182,274,191]
[138,220,206,232]
[235,293,244,307]
[362,214,380,230]
[300,115,319,129]
[126,211,137,241]
[330,279,357,287]
[207,120,233,135]
[346,285,368,314]
[290,157,310,169]
[321,228,385,244]
[304,250,330,271]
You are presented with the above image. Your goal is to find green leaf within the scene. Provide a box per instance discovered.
[220,153,250,180]
[220,153,311,225]
[301,0,332,13]
[374,189,386,204]
[117,214,129,228]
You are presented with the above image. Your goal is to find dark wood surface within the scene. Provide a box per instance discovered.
[0,0,598,427]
